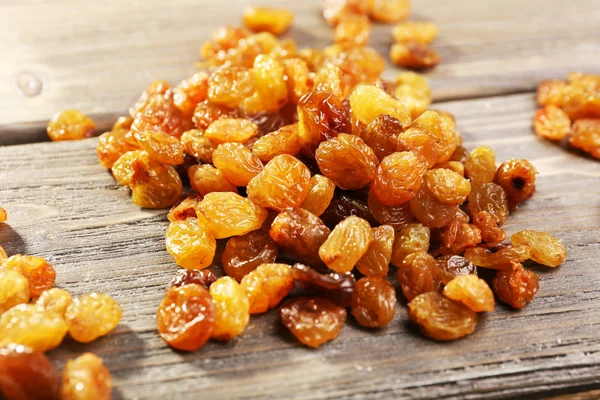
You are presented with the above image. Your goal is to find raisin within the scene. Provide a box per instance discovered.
[390,42,441,69]
[0,304,68,352]
[533,105,571,141]
[210,277,250,341]
[188,164,238,197]
[297,91,351,158]
[300,174,336,217]
[356,225,394,277]
[492,264,539,309]
[351,276,396,328]
[111,150,148,186]
[362,114,403,160]
[0,344,60,400]
[297,48,325,70]
[391,223,430,267]
[424,168,471,205]
[435,255,477,285]
[440,219,482,255]
[334,14,371,49]
[165,218,216,270]
[213,144,263,188]
[280,297,346,348]
[251,123,302,162]
[367,190,414,230]
[0,209,6,224]
[569,119,600,159]
[323,0,370,26]
[270,208,331,268]
[397,129,438,168]
[319,216,373,273]
[369,0,410,23]
[65,293,122,343]
[131,93,188,139]
[292,264,356,307]
[392,22,438,44]
[222,230,279,281]
[204,118,259,144]
[320,195,377,229]
[472,211,506,245]
[465,146,496,185]
[464,245,530,270]
[113,116,133,131]
[450,145,469,163]
[129,157,183,209]
[0,269,29,315]
[408,292,477,341]
[61,353,112,400]
[253,55,289,112]
[2,255,56,298]
[372,151,428,206]
[247,155,311,211]
[493,159,537,210]
[349,84,411,127]
[96,129,139,169]
[180,129,217,163]
[167,193,202,222]
[241,263,295,314]
[198,192,267,239]
[409,186,458,229]
[511,230,567,267]
[173,71,209,118]
[243,7,294,35]
[315,134,378,190]
[156,284,215,351]
[536,80,567,106]
[130,80,171,117]
[47,110,95,141]
[207,67,255,108]
[559,83,600,121]
[394,72,431,119]
[35,288,72,317]
[467,183,509,226]
[192,101,239,130]
[169,269,217,290]
[397,251,441,301]
[443,275,494,313]
[133,130,185,165]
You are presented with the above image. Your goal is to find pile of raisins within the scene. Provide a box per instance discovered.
[534,72,600,159]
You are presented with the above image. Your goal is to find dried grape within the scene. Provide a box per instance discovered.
[47,110,95,141]
[188,164,238,196]
[212,142,263,186]
[0,269,29,315]
[292,264,356,308]
[351,276,396,328]
[319,216,373,273]
[61,353,113,400]
[492,264,539,309]
[241,263,294,314]
[0,304,68,352]
[222,230,279,281]
[511,230,567,267]
[356,225,394,277]
[165,218,216,269]
[1,254,56,298]
[210,277,250,341]
[443,275,495,312]
[65,292,122,343]
[397,251,440,301]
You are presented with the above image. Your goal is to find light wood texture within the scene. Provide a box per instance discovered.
[1,93,599,399]
[1,0,600,143]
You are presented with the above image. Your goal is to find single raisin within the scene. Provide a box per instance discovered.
[61,353,112,400]
[131,93,188,139]
[492,264,539,309]
[390,223,430,267]
[569,119,600,159]
[435,255,477,285]
[392,21,438,44]
[362,114,403,160]
[134,130,185,165]
[465,146,496,185]
[192,101,239,130]
[35,288,73,317]
[169,269,217,290]
[334,14,371,49]
[47,110,95,141]
[241,263,295,314]
[300,174,336,217]
[372,151,428,206]
[511,230,567,267]
[464,245,530,270]
[205,118,259,144]
[349,84,411,127]
[397,251,441,301]
[212,142,263,186]
[356,225,394,277]
[167,193,203,222]
[207,67,255,108]
[252,55,289,112]
[292,264,356,308]
[367,189,414,230]
[222,230,279,281]
[472,211,507,245]
[319,216,373,273]
[493,159,537,210]
[243,7,294,35]
[0,304,68,352]
[198,192,267,239]
[188,164,238,196]
[320,195,377,229]
[173,71,209,118]
[390,42,441,69]
[536,80,567,106]
[180,129,217,163]
[369,0,410,23]
[351,276,396,328]
[210,277,250,341]
[443,275,495,312]
[65,293,122,343]
[165,218,216,270]
[96,129,139,169]
[425,168,471,205]
[533,105,571,141]
[409,186,458,229]
[467,183,509,226]
[251,123,302,162]
[129,157,183,209]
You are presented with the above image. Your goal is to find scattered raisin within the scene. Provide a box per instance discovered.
[35,288,73,317]
[180,129,217,163]
[351,276,396,328]
[443,275,495,312]
[397,251,441,301]
[569,118,600,159]
[134,130,185,165]
[243,7,294,35]
[390,42,441,69]
[241,263,295,314]
[511,230,567,267]
[533,105,571,141]
[372,151,428,206]
[47,110,95,141]
[467,183,509,226]
[188,164,238,196]
[61,353,113,400]
[319,216,373,273]
[210,277,250,341]
[391,223,430,267]
[300,174,336,217]
[165,218,216,269]
[435,255,477,285]
[494,159,537,210]
[492,264,539,309]
[1,254,56,298]
[251,123,302,162]
[65,292,122,343]
[292,264,356,307]
[212,142,263,186]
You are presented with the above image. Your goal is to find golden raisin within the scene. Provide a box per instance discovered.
[472,211,506,245]
[283,59,311,104]
[2,254,56,298]
[47,110,95,141]
[369,0,410,23]
[188,164,238,196]
[391,223,430,267]
[0,269,29,315]
[425,168,471,205]
[536,80,567,106]
[395,72,431,119]
[129,157,183,209]
[493,159,537,210]
[443,275,495,313]
[511,230,567,267]
[134,130,185,165]
[241,263,294,314]
[35,288,72,317]
[351,276,396,328]
[467,183,509,226]
[96,129,139,169]
[300,174,336,217]
[212,142,263,186]
[533,105,571,141]
[569,118,600,159]
[319,215,373,273]
[204,118,259,144]
[464,245,530,270]
[192,101,239,130]
[372,151,428,206]
[165,218,216,270]
[363,114,403,160]
[253,55,289,112]
[222,230,279,281]
[173,71,209,118]
[157,284,215,351]
[280,297,346,348]
[130,80,171,117]
[210,277,250,341]
[180,129,217,163]
[465,146,496,185]
[243,7,294,35]
[356,225,394,277]
[167,193,202,222]
[0,209,6,224]
[207,67,255,108]
[349,84,411,127]
[65,292,122,343]
[111,150,148,186]
[397,251,440,301]
[130,93,188,139]
[492,264,539,309]
[251,123,302,162]
[198,192,267,239]
[61,353,112,400]
[392,21,438,44]
[0,304,68,352]
[367,190,414,229]
[390,42,441,69]
[334,14,371,49]
[323,0,370,26]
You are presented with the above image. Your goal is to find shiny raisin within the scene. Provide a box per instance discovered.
[241,263,294,314]
[464,245,530,270]
[65,292,122,343]
[2,254,56,298]
[292,264,356,308]
[443,275,494,312]
[47,110,95,141]
[210,277,250,341]
[533,105,571,141]
[188,164,238,196]
[397,251,440,301]
[435,255,477,285]
[0,304,68,352]
[467,183,509,226]
[356,225,394,277]
[222,230,279,281]
[35,288,72,317]
[511,230,567,267]
[319,216,373,273]
[493,159,537,210]
[390,223,430,267]
[180,129,217,163]
[0,269,29,315]
[169,269,217,290]
[372,151,427,206]
[351,276,396,328]
[61,353,112,400]
[492,264,539,309]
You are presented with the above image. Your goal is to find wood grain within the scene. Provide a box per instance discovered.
[1,0,600,143]
[1,92,599,399]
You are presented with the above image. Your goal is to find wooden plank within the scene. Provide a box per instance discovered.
[1,92,599,399]
[1,0,600,139]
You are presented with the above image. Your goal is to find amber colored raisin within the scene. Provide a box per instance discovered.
[247,154,311,211]
[443,275,494,313]
[320,194,377,229]
[356,225,394,277]
[61,353,112,400]
[408,292,477,341]
[0,304,68,352]
[47,110,95,141]
[241,263,294,314]
[131,94,188,139]
[533,105,571,141]
[0,269,29,315]
[199,192,267,239]
[561,82,600,120]
[111,150,147,186]
[440,220,482,255]
[65,293,122,343]
[187,165,236,197]
[395,72,431,119]
[210,277,250,341]
[270,208,331,268]
[435,255,477,285]
[2,254,56,298]
[323,0,370,26]
[283,59,311,104]
[392,21,438,44]
[222,230,279,281]
[397,129,437,169]
[464,245,530,270]
[165,219,216,270]
[35,288,72,317]
[0,246,6,261]
[129,157,183,209]
[369,0,410,23]
[169,269,216,290]
[372,151,427,206]
[425,168,471,205]
[292,264,355,307]
[134,130,185,165]
[130,80,171,117]
[467,183,509,226]
[319,216,373,273]
[397,251,440,301]
[297,91,351,158]
[536,80,567,106]
[409,186,458,229]
[180,129,216,163]
[492,264,539,309]
[390,42,440,69]
[351,276,396,328]
[167,193,202,222]
[300,174,336,217]
[349,84,411,127]
[391,223,430,267]
[569,119,600,159]
[192,101,239,130]
[280,297,346,348]
[251,123,302,162]
[115,116,134,131]
[465,146,496,185]
[334,14,370,49]
[212,142,263,186]
[204,118,259,145]
[96,129,139,169]
[472,211,506,245]
[362,114,403,160]
[493,159,537,210]
[157,284,215,351]
[253,55,289,112]
[0,344,60,400]
[173,72,209,118]
[365,191,411,230]
[207,67,255,108]
[511,230,567,267]
[315,134,378,190]
[243,6,294,35]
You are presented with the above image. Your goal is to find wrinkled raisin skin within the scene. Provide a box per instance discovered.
[351,276,396,328]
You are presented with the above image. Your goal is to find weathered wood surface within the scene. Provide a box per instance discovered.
[1,0,600,143]
[1,92,599,399]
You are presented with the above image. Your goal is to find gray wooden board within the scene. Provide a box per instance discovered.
[1,92,599,399]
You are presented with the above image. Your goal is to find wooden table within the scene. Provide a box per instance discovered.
[1,0,599,398]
